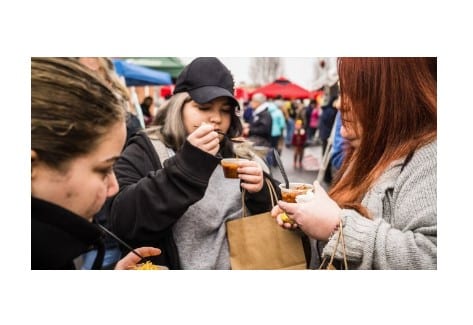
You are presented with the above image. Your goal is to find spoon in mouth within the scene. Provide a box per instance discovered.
[215,131,246,143]
[193,125,246,143]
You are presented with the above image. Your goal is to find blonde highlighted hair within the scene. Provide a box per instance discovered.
[150,92,243,156]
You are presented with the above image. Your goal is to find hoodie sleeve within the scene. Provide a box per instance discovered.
[109,133,219,246]
[244,173,281,214]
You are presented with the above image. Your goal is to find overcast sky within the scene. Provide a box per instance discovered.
[180,57,319,90]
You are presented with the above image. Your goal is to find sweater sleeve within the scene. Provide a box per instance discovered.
[323,143,437,269]
[109,137,219,246]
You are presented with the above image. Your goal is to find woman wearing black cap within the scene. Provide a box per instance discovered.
[107,57,280,269]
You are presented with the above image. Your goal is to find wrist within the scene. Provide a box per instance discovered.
[327,213,342,241]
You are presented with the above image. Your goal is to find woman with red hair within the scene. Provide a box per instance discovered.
[272,57,437,269]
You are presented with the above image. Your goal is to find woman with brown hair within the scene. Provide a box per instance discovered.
[31,58,160,269]
[272,57,437,269]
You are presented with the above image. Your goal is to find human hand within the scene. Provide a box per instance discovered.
[237,160,264,193]
[187,123,220,156]
[271,181,341,240]
[114,247,161,270]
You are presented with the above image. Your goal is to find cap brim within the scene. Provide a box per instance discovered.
[189,86,240,109]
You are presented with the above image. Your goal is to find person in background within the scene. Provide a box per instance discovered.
[243,92,273,148]
[292,119,307,169]
[266,100,286,167]
[31,57,160,269]
[318,94,338,155]
[304,99,315,140]
[308,100,321,143]
[108,57,279,269]
[242,101,253,123]
[140,96,155,127]
[272,57,437,269]
[283,100,296,147]
[273,95,288,152]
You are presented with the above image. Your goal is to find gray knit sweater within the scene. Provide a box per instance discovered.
[322,140,437,269]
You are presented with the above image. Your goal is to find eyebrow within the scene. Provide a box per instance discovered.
[103,156,121,164]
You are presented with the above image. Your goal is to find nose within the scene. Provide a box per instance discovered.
[340,125,349,139]
[340,125,356,140]
[208,109,223,124]
[107,171,120,197]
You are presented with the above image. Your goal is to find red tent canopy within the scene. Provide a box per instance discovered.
[159,85,175,98]
[310,89,324,101]
[249,77,311,100]
[234,87,249,101]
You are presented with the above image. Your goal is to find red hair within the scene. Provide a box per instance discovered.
[329,57,437,217]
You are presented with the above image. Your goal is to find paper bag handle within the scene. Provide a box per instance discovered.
[319,220,348,270]
[241,178,278,218]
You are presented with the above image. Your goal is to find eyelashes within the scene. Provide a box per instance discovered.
[198,106,232,114]
[96,166,114,179]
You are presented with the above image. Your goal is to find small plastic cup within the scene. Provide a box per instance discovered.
[278,182,314,224]
[220,158,249,179]
[279,182,314,203]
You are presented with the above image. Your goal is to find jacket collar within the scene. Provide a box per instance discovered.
[31,197,104,269]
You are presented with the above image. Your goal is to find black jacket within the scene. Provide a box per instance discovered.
[248,107,272,147]
[31,197,105,270]
[319,97,338,141]
[108,131,280,269]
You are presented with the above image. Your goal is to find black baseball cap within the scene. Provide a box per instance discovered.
[173,57,240,109]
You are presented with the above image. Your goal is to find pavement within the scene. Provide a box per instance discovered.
[268,142,323,186]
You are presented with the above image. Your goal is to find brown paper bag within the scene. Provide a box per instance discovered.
[226,180,307,270]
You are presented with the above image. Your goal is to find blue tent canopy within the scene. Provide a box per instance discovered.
[113,59,172,86]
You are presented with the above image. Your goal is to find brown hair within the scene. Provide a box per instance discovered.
[330,57,437,217]
[31,57,126,170]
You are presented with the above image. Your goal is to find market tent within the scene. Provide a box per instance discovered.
[235,87,249,101]
[159,85,174,98]
[112,59,172,128]
[121,57,185,80]
[250,77,311,100]
[310,89,324,101]
[113,59,172,86]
